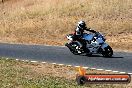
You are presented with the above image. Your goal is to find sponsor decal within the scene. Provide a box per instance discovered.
[76,67,131,85]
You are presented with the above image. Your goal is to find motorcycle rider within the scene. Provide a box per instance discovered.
[74,21,97,53]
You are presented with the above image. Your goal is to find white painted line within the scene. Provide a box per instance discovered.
[113,71,119,73]
[82,67,89,69]
[42,62,47,64]
[67,65,72,67]
[75,66,80,68]
[25,60,29,62]
[7,56,131,74]
[31,61,38,63]
[128,73,132,75]
[90,68,96,70]
[58,64,64,66]
[13,58,131,74]
[97,69,104,71]
[119,72,126,74]
[105,70,112,72]
[52,63,56,65]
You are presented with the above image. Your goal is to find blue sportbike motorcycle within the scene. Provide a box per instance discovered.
[65,32,113,57]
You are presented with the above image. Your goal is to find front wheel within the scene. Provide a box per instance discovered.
[102,46,113,57]
[69,48,80,55]
[65,42,81,55]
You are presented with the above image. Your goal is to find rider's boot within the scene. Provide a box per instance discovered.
[83,43,92,56]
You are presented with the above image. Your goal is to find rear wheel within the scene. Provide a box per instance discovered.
[102,46,113,57]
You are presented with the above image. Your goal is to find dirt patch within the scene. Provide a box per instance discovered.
[107,34,132,51]
[20,62,121,80]
[21,63,78,80]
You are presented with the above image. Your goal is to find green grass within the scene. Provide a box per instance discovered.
[0,57,130,88]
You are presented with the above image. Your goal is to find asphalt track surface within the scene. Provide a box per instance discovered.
[0,43,132,73]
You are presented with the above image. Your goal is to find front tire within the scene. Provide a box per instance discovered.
[102,46,113,57]
[65,42,80,55]
[69,48,80,55]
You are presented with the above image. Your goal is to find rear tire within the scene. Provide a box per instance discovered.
[102,46,113,57]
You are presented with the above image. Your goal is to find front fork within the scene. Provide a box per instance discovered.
[65,41,83,53]
[101,43,109,51]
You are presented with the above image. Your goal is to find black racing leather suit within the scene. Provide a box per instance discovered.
[74,26,96,53]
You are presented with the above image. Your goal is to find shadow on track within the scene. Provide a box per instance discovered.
[79,54,124,58]
[109,56,124,58]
